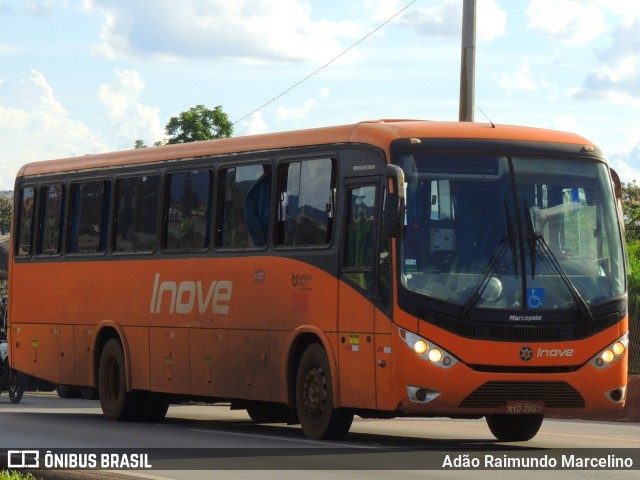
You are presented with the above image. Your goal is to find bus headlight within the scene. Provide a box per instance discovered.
[590,332,628,369]
[399,328,458,369]
[414,340,428,355]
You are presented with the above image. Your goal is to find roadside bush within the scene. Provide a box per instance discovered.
[627,241,640,374]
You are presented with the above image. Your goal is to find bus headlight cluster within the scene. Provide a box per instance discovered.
[590,332,628,369]
[399,328,458,369]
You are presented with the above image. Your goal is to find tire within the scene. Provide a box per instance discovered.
[55,384,81,399]
[141,393,170,422]
[98,338,143,421]
[486,414,544,442]
[246,401,289,423]
[8,370,26,404]
[295,343,353,440]
[80,387,99,400]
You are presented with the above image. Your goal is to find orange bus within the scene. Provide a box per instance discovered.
[9,120,628,441]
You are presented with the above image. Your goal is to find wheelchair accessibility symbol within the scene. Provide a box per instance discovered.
[527,288,544,309]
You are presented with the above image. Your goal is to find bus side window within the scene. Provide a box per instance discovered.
[37,183,65,256]
[216,163,271,249]
[113,175,160,253]
[68,181,110,254]
[164,170,212,251]
[16,187,35,256]
[343,185,376,292]
[276,158,336,246]
[244,170,272,247]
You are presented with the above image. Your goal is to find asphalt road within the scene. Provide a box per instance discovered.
[0,392,638,480]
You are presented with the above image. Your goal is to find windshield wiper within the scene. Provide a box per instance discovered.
[522,200,594,322]
[504,200,519,278]
[462,200,518,317]
[524,200,538,279]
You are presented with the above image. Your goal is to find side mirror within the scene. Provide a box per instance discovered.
[610,168,622,201]
[384,164,406,238]
[610,168,625,238]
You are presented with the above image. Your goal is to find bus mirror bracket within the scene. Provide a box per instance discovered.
[384,164,406,238]
[610,168,625,238]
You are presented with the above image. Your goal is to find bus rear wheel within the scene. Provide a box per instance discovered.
[55,384,81,398]
[295,343,353,440]
[486,414,544,442]
[98,338,142,421]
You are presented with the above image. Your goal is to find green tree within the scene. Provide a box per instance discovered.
[622,181,640,241]
[133,105,233,149]
[0,196,12,234]
[165,104,233,144]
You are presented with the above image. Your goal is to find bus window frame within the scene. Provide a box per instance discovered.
[274,154,338,251]
[66,178,112,257]
[161,167,214,254]
[14,184,37,259]
[214,159,273,251]
[36,182,66,258]
[340,177,388,304]
[111,171,162,256]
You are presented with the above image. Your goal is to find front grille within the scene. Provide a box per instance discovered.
[460,381,585,408]
[468,365,580,374]
[424,311,619,342]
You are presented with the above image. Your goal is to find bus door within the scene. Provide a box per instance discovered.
[338,178,384,409]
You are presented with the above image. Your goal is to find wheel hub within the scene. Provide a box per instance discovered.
[302,365,326,416]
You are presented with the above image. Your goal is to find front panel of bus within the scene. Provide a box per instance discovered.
[385,138,628,416]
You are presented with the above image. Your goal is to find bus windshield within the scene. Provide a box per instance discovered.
[397,153,625,318]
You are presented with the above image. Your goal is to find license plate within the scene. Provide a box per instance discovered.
[503,401,544,414]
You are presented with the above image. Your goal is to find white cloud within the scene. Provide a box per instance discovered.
[575,15,640,104]
[276,87,330,122]
[24,0,57,16]
[477,0,507,41]
[382,0,506,41]
[594,0,640,22]
[237,112,268,136]
[498,61,548,92]
[610,144,640,184]
[549,115,579,134]
[0,70,106,190]
[98,70,163,147]
[526,0,608,45]
[84,0,360,64]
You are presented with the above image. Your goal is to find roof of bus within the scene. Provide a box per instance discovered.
[17,119,595,179]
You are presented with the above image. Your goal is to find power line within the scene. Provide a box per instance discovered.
[233,0,417,125]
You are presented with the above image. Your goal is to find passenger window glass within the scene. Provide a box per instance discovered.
[165,170,211,250]
[68,181,110,254]
[17,187,35,256]
[217,164,271,248]
[38,183,65,255]
[343,185,376,290]
[277,158,335,246]
[114,175,160,252]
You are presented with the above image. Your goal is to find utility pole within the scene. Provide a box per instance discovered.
[459,0,476,122]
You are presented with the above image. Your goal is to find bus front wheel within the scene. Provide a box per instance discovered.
[98,338,141,421]
[485,414,544,442]
[295,343,353,440]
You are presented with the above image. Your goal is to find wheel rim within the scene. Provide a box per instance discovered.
[301,364,327,419]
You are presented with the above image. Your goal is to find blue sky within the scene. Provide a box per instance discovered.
[1,0,639,190]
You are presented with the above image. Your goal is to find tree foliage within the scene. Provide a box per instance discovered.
[134,104,233,149]
[165,104,233,144]
[622,181,640,241]
[0,197,12,234]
